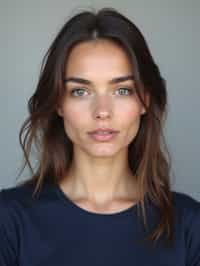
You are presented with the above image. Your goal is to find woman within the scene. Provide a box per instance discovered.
[0,7,199,266]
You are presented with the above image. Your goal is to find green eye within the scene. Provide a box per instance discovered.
[116,87,134,95]
[70,88,87,97]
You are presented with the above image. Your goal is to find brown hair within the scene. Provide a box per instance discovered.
[16,7,175,249]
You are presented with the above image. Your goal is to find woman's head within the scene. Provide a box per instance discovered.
[18,7,173,247]
[57,38,148,158]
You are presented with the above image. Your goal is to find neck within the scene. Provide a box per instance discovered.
[58,146,139,206]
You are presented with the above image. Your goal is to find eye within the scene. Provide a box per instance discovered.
[116,87,135,96]
[70,88,88,97]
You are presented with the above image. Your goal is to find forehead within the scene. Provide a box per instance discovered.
[65,39,134,76]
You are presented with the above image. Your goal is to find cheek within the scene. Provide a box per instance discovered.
[118,105,141,124]
[118,105,142,141]
[62,100,88,123]
[61,104,89,136]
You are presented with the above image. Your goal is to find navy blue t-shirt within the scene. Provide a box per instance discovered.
[0,182,200,266]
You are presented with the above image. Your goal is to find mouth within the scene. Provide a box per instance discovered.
[88,131,119,142]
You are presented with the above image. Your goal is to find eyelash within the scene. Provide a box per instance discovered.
[69,87,135,97]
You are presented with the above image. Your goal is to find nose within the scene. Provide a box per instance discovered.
[93,94,113,120]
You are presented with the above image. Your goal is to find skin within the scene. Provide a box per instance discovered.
[57,39,149,214]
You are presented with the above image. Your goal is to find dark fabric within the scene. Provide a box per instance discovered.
[0,182,200,266]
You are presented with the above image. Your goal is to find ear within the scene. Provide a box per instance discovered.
[56,107,63,117]
[141,107,146,115]
[141,92,150,115]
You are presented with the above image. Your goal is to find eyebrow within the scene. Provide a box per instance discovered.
[63,75,135,85]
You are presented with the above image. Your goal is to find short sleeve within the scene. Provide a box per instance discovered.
[0,189,19,266]
[185,201,200,266]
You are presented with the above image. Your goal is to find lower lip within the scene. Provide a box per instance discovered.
[88,132,118,141]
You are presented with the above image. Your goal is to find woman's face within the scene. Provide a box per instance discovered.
[57,39,147,157]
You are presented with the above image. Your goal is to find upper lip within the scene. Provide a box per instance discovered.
[88,128,119,134]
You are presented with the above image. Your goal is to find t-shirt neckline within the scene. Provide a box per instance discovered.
[53,182,141,218]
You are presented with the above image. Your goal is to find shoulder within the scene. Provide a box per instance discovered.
[0,183,35,234]
[0,182,56,240]
[172,190,200,210]
[171,190,200,265]
[0,181,56,215]
[0,183,36,212]
[171,190,200,217]
[0,184,34,263]
[171,190,200,227]
[1,183,33,202]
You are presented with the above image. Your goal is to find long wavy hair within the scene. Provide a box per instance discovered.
[16,7,175,249]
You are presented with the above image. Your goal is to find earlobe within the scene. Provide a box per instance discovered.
[57,107,63,117]
[141,93,150,115]
[142,92,150,114]
[141,107,146,115]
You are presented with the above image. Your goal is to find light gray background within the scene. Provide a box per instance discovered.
[0,1,199,200]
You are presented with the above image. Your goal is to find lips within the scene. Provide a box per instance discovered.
[88,130,118,141]
[88,128,118,134]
